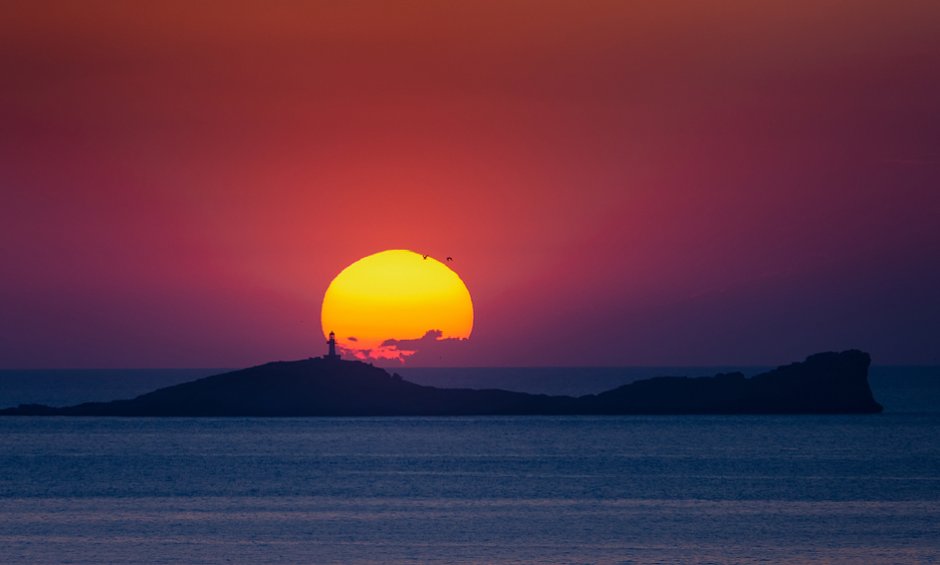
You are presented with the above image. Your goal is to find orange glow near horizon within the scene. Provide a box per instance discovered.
[321,250,473,362]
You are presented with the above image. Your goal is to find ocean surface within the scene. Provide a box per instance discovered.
[1,366,938,563]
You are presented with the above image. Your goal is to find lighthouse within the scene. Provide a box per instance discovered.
[325,331,340,361]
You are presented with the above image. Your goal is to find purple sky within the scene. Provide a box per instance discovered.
[2,2,939,368]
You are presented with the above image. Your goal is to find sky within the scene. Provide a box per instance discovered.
[2,1,939,368]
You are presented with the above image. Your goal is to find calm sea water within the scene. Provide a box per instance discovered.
[2,365,939,412]
[1,367,938,563]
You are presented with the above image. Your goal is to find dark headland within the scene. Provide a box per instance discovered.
[1,350,882,416]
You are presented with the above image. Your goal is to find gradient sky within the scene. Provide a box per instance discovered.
[2,1,939,368]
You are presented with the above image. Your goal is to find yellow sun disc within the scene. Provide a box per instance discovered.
[321,250,473,359]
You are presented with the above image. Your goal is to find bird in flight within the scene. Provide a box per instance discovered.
[422,254,428,260]
[446,256,453,262]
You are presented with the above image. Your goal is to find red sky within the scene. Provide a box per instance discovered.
[2,1,939,367]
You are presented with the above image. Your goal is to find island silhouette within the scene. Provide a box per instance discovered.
[1,350,882,416]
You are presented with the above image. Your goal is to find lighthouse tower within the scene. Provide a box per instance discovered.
[325,331,340,361]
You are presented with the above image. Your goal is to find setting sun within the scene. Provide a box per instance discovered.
[321,250,473,361]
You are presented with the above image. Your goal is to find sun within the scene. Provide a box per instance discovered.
[321,249,473,361]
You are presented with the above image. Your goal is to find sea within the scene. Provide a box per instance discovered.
[1,366,938,564]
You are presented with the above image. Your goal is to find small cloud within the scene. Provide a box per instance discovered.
[338,346,371,361]
[381,329,443,348]
[339,329,471,364]
[348,336,358,342]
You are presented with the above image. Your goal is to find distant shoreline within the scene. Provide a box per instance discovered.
[2,364,936,413]
[1,351,884,417]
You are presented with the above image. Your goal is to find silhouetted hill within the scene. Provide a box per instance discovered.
[584,351,881,414]
[0,350,882,416]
